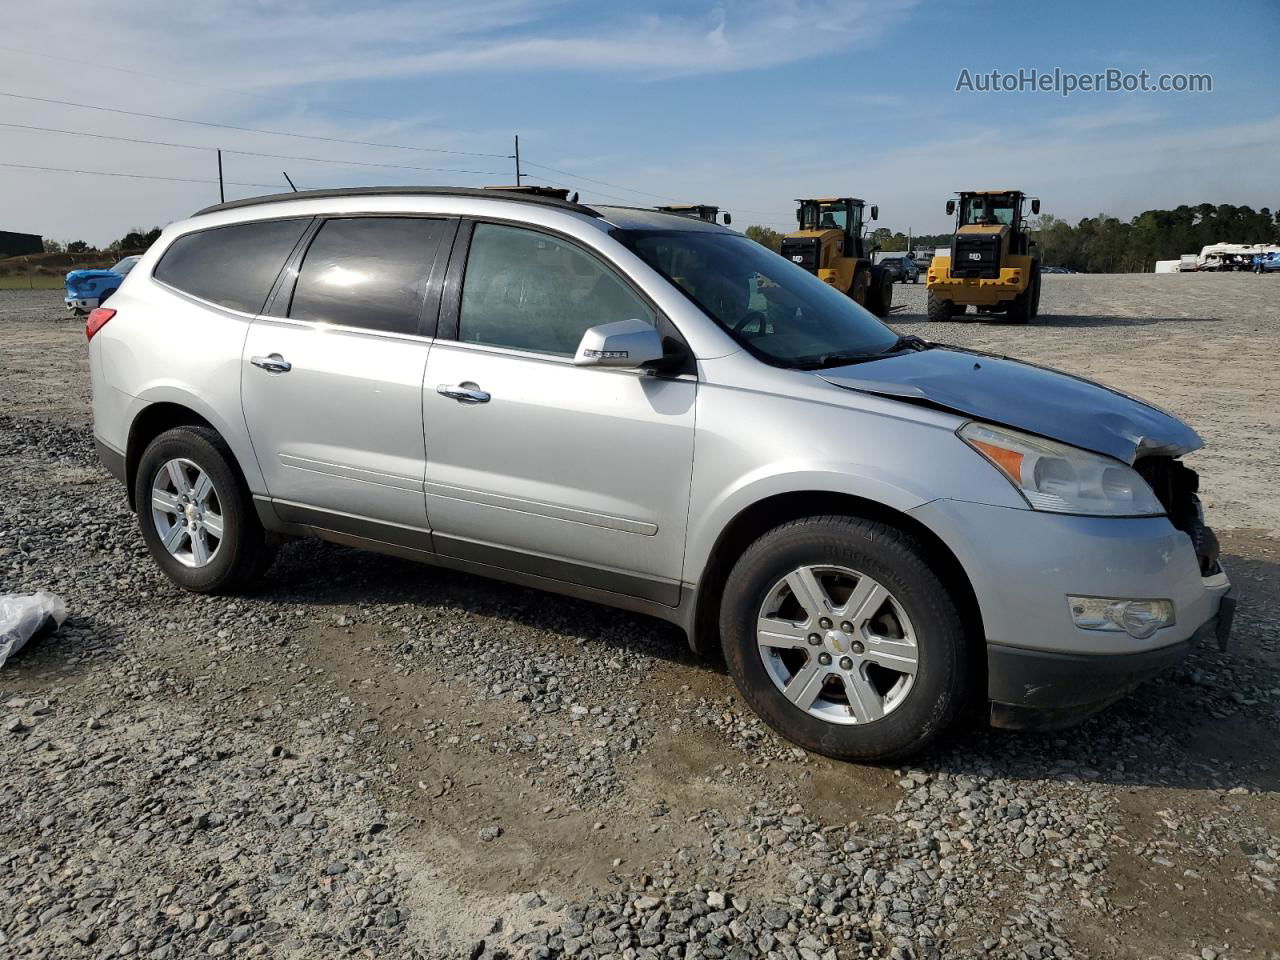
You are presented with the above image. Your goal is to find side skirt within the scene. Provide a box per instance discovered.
[253,496,696,636]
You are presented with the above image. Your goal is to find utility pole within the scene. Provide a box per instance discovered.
[514,134,522,187]
[216,149,224,203]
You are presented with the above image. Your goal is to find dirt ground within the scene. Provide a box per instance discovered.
[1,274,1277,960]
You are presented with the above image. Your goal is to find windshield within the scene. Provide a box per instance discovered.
[111,257,139,275]
[960,194,1016,226]
[800,202,860,233]
[617,230,898,368]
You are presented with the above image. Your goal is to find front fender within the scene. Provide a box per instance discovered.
[682,372,1027,583]
[684,461,933,580]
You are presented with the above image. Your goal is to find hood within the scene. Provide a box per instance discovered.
[818,346,1201,464]
[65,268,121,282]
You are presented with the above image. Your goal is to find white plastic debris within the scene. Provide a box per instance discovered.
[0,592,68,669]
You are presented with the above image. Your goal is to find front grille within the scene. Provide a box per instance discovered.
[951,235,1001,278]
[781,237,820,274]
[1135,456,1219,574]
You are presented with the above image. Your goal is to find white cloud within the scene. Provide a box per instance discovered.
[0,0,918,243]
[1049,105,1168,133]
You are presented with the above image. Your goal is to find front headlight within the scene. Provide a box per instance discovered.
[959,422,1164,516]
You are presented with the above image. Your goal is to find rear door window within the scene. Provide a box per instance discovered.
[288,217,447,335]
[154,218,309,313]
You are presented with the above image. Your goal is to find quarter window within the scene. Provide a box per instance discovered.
[154,218,309,313]
[459,223,655,356]
[289,217,447,335]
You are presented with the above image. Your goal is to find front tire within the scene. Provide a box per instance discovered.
[134,426,275,593]
[866,269,894,317]
[719,516,969,762]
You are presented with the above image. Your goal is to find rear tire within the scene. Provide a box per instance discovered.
[926,291,954,322]
[134,426,276,594]
[719,516,969,762]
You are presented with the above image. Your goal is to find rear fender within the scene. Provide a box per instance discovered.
[125,385,264,495]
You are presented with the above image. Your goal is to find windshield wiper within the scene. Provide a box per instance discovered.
[881,334,930,354]
[793,351,884,370]
[795,336,931,370]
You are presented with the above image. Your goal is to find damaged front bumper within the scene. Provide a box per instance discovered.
[988,585,1235,731]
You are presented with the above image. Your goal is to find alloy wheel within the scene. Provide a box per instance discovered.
[756,564,919,725]
[150,458,224,568]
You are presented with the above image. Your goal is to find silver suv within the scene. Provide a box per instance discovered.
[86,187,1233,761]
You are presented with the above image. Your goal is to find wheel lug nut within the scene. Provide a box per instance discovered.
[818,653,832,666]
[818,617,833,630]
[807,633,821,646]
[839,656,854,670]
[840,621,854,633]
[851,641,865,655]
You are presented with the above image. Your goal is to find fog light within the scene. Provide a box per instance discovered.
[1068,596,1175,639]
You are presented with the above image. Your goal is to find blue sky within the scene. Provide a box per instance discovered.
[2,0,1276,245]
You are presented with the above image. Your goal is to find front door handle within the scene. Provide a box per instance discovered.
[436,382,490,404]
[250,353,292,373]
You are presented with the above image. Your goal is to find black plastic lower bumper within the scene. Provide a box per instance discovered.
[96,436,126,485]
[988,596,1233,730]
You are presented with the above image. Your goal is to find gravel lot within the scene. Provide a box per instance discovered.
[2,275,1277,960]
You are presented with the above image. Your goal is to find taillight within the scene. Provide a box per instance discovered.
[85,307,116,341]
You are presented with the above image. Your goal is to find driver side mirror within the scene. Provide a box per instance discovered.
[721,212,732,226]
[1031,199,1040,215]
[573,318,664,368]
[869,205,878,221]
[945,200,956,216]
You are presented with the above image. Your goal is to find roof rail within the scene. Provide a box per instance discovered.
[193,185,599,218]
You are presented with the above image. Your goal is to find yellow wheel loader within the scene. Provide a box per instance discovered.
[779,198,893,318]
[657,204,732,225]
[926,190,1042,324]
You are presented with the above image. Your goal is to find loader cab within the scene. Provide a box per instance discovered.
[948,191,1040,256]
[796,198,875,259]
[657,204,732,225]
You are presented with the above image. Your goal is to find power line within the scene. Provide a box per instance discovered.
[0,160,283,189]
[0,121,509,177]
[520,160,681,203]
[0,43,459,137]
[0,91,512,159]
[522,158,795,220]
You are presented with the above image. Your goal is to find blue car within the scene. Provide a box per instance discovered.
[1253,252,1280,274]
[65,256,141,314]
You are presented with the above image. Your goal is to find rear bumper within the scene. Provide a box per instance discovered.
[95,435,126,486]
[926,255,1033,304]
[926,275,1026,304]
[988,592,1235,730]
[66,296,99,312]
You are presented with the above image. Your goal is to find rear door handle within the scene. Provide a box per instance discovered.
[436,382,490,404]
[250,353,292,373]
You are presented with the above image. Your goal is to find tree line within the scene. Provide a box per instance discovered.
[745,203,1279,272]
[43,227,163,256]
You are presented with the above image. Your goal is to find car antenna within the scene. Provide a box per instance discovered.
[282,171,298,192]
